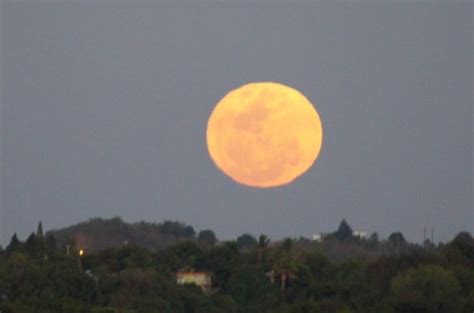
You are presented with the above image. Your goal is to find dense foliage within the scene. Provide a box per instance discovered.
[47,218,201,252]
[0,220,473,313]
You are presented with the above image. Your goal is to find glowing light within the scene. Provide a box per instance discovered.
[206,82,323,188]
[79,249,84,256]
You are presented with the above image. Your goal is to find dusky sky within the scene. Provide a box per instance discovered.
[1,2,472,245]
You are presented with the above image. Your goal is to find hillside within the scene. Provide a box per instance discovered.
[2,222,473,313]
[46,217,202,252]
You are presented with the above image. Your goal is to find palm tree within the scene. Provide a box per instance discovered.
[272,250,297,291]
[257,234,270,262]
[282,238,293,252]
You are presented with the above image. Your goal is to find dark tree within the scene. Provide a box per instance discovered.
[391,265,460,313]
[448,231,474,265]
[25,233,38,250]
[198,229,217,246]
[45,233,57,253]
[369,232,379,243]
[6,233,22,253]
[388,232,407,246]
[36,221,44,237]
[161,220,178,235]
[236,234,257,249]
[184,225,196,238]
[282,238,294,252]
[334,219,353,240]
[451,231,473,247]
[257,234,270,262]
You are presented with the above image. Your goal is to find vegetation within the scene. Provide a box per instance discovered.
[47,218,198,252]
[0,219,472,313]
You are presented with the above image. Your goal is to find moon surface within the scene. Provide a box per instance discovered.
[206,82,323,188]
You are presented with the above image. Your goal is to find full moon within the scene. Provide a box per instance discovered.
[206,82,323,188]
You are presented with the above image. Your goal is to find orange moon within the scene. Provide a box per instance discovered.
[206,82,323,188]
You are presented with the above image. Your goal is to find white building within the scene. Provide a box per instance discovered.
[353,231,369,239]
[313,231,370,241]
[312,233,327,242]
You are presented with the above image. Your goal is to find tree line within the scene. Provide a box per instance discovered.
[0,219,473,313]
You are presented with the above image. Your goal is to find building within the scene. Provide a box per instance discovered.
[312,233,327,242]
[313,231,370,241]
[175,271,215,294]
[353,231,369,239]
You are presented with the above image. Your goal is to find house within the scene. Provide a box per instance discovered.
[175,271,215,294]
[312,233,327,242]
[353,231,369,239]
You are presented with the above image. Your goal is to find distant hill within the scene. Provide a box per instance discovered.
[46,217,200,252]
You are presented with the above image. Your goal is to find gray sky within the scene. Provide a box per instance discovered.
[1,2,472,246]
